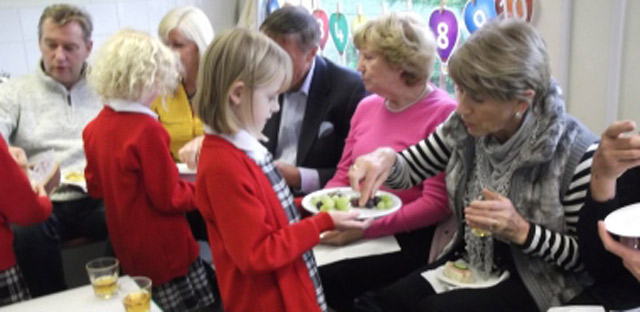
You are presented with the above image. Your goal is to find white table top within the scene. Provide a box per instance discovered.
[0,276,162,312]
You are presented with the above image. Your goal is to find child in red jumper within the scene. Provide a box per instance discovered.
[83,30,217,312]
[193,28,371,312]
[0,136,51,306]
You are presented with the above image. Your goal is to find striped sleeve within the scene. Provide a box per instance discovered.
[520,143,598,272]
[386,123,453,189]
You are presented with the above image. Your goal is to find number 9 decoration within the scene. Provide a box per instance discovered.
[266,0,279,15]
[463,0,498,34]
[429,7,459,64]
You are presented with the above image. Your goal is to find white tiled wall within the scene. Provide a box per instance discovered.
[0,0,238,79]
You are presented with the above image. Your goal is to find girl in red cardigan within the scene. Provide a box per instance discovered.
[83,30,217,312]
[0,136,51,306]
[193,28,371,312]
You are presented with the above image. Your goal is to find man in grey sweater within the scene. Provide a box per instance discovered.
[0,4,106,297]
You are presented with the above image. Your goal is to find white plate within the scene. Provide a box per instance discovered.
[302,187,402,219]
[61,170,87,191]
[176,163,196,174]
[604,203,640,237]
[434,264,510,289]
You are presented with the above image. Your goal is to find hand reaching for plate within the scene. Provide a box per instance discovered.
[598,220,640,282]
[320,228,365,246]
[328,211,373,232]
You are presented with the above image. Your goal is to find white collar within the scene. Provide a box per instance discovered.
[205,126,268,161]
[296,57,315,96]
[106,99,158,119]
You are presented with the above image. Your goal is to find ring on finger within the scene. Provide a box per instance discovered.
[350,164,359,171]
[490,219,498,231]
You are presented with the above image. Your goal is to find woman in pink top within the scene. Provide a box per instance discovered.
[318,12,456,311]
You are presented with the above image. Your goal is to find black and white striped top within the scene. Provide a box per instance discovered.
[386,124,599,272]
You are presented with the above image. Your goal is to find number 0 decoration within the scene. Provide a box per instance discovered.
[429,7,459,65]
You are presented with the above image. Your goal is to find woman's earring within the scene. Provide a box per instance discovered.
[515,111,522,118]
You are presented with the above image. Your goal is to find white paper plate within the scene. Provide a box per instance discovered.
[434,264,510,289]
[61,170,87,191]
[176,163,196,174]
[302,187,402,219]
[604,202,640,237]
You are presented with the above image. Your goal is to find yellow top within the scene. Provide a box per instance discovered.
[151,83,204,160]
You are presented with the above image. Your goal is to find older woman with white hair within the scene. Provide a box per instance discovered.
[152,6,214,168]
[350,19,598,312]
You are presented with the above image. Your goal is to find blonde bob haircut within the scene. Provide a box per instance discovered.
[448,18,550,104]
[195,28,292,139]
[353,12,436,86]
[89,29,180,102]
[158,6,214,56]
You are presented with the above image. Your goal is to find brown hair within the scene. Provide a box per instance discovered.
[194,28,292,139]
[38,4,93,42]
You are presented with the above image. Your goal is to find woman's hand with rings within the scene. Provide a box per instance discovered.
[465,189,530,245]
[348,148,397,207]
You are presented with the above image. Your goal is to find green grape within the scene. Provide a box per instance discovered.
[381,195,394,209]
[376,201,386,210]
[320,204,332,212]
[335,197,350,211]
[311,197,318,206]
[322,197,335,209]
[385,200,394,209]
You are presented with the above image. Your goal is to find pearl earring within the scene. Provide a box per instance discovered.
[515,111,522,118]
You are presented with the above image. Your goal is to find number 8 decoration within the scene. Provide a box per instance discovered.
[463,0,497,34]
[429,7,459,65]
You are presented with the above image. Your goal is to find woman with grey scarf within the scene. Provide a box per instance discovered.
[348,19,597,312]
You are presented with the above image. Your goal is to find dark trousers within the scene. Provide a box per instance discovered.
[354,248,538,312]
[12,196,107,297]
[320,226,434,311]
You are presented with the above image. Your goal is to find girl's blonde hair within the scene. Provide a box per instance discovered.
[89,29,180,102]
[195,28,292,139]
[353,12,436,86]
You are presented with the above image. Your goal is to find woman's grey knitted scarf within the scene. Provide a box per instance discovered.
[464,107,539,277]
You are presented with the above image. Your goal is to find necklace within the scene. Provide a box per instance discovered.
[384,83,431,113]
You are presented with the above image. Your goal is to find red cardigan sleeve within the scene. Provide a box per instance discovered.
[133,123,195,214]
[204,154,333,275]
[83,124,103,200]
[0,138,51,225]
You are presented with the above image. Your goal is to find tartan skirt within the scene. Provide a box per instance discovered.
[0,264,30,307]
[152,257,218,312]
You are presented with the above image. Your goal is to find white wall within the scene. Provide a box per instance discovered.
[0,0,237,78]
[535,0,639,135]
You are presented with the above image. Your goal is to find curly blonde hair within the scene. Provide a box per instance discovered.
[195,28,292,139]
[89,29,180,102]
[353,12,436,86]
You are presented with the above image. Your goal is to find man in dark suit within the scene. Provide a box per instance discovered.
[261,6,367,195]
